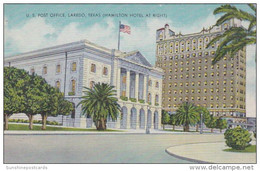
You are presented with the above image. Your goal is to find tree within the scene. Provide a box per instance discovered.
[207,4,256,64]
[175,102,199,132]
[39,84,73,130]
[21,73,45,130]
[170,114,177,131]
[161,110,170,130]
[216,118,228,133]
[224,126,252,150]
[78,83,121,130]
[195,106,210,132]
[205,114,217,133]
[4,67,27,130]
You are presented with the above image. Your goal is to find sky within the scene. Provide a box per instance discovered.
[3,4,256,117]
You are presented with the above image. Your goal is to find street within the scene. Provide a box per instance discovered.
[4,133,224,163]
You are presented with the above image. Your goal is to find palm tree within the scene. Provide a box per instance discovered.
[78,83,121,130]
[207,4,256,64]
[175,102,199,132]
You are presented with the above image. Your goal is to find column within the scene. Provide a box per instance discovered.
[135,72,139,100]
[136,107,140,129]
[143,75,147,102]
[158,109,162,129]
[151,110,154,129]
[126,69,130,98]
[117,67,121,98]
[126,107,131,129]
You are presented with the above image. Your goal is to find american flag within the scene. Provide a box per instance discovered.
[120,24,131,34]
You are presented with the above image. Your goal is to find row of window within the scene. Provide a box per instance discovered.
[164,103,244,109]
[166,71,235,80]
[90,63,108,76]
[30,62,77,75]
[164,87,237,94]
[55,79,76,94]
[121,76,160,89]
[164,80,236,87]
[30,62,109,76]
[166,95,237,102]
[157,39,218,55]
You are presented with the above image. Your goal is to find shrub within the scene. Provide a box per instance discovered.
[224,126,252,150]
[68,91,75,96]
[120,96,128,101]
[129,98,137,102]
[138,99,145,103]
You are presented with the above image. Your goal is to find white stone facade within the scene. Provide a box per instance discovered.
[5,40,163,129]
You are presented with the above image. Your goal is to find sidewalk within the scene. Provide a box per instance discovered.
[166,141,256,164]
[4,129,205,135]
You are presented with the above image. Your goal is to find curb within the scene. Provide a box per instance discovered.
[165,141,226,164]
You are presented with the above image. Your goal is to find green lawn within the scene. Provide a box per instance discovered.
[223,145,256,153]
[7,123,122,132]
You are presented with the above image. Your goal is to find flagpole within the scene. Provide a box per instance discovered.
[118,21,121,50]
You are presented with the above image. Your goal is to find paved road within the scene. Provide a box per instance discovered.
[4,134,224,164]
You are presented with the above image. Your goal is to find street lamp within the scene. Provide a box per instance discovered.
[200,113,203,134]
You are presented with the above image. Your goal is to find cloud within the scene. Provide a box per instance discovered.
[5,17,56,53]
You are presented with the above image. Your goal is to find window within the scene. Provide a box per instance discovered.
[149,80,152,86]
[91,64,96,73]
[204,81,207,85]
[210,88,214,93]
[216,88,219,93]
[56,64,61,73]
[71,80,76,93]
[210,81,214,85]
[155,95,159,103]
[197,96,201,101]
[204,73,208,78]
[204,89,207,93]
[43,66,47,75]
[103,67,108,75]
[198,81,201,86]
[148,93,151,103]
[156,82,159,88]
[211,72,214,77]
[197,89,201,93]
[56,81,60,89]
[186,89,189,94]
[72,62,77,72]
[204,66,208,70]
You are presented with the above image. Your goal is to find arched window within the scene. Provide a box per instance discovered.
[91,63,96,73]
[71,80,76,93]
[43,65,47,74]
[30,67,35,74]
[56,80,61,90]
[155,94,159,104]
[103,67,108,75]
